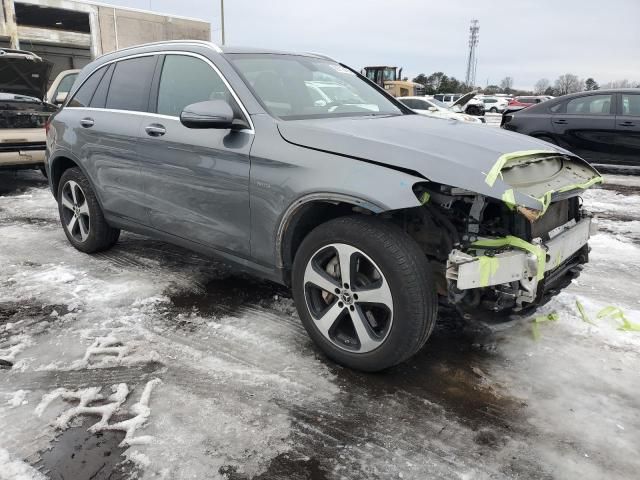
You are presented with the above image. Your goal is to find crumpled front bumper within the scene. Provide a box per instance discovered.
[447,217,594,291]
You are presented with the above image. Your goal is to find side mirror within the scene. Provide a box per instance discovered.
[54,92,68,105]
[180,100,235,129]
[428,106,437,112]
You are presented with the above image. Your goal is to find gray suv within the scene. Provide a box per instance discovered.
[46,41,602,371]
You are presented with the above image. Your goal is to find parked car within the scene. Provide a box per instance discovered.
[434,92,484,116]
[0,49,56,175]
[508,96,552,108]
[46,69,80,106]
[502,89,639,169]
[47,41,602,371]
[398,96,485,123]
[479,96,509,113]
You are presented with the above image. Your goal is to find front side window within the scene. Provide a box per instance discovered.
[566,94,612,115]
[68,66,107,107]
[229,54,403,120]
[105,56,157,112]
[622,94,640,116]
[157,55,239,117]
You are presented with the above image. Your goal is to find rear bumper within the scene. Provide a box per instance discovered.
[447,217,593,291]
[0,149,45,167]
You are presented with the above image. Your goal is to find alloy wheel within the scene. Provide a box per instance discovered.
[60,180,91,242]
[303,243,393,353]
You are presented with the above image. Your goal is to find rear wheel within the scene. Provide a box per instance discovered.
[292,215,437,371]
[57,168,120,253]
[490,107,498,113]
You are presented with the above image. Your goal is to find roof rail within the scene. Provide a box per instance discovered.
[100,40,223,58]
[303,52,336,62]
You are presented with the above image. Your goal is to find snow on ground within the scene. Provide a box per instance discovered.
[1,170,639,479]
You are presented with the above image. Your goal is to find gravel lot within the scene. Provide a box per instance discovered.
[1,169,639,480]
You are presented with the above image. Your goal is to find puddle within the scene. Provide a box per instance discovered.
[168,275,290,319]
[0,170,47,195]
[221,454,327,480]
[35,421,139,480]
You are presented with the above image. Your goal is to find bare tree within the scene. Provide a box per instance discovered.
[554,74,582,95]
[534,78,550,95]
[602,79,631,89]
[500,76,514,93]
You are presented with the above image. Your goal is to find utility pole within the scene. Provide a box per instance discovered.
[2,0,20,49]
[464,19,479,87]
[220,0,225,45]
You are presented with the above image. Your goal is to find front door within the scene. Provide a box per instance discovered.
[137,53,253,257]
[551,93,617,165]
[615,92,640,168]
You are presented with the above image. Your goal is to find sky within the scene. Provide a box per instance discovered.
[101,0,639,90]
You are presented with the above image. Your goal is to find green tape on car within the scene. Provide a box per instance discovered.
[473,235,546,280]
[557,175,604,193]
[419,191,430,205]
[477,256,500,287]
[485,150,556,187]
[501,189,516,210]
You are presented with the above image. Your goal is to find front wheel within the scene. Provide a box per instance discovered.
[292,216,437,371]
[490,107,498,113]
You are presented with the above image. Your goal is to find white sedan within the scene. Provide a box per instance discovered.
[398,96,485,124]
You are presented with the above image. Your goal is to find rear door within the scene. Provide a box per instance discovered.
[551,93,617,164]
[82,55,157,222]
[136,53,253,256]
[615,92,640,167]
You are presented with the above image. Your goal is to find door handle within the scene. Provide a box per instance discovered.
[553,119,568,125]
[618,121,635,127]
[79,118,94,128]
[145,124,166,137]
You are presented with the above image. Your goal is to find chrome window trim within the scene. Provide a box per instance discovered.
[67,49,254,133]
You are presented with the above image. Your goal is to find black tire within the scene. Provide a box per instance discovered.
[57,167,120,253]
[292,215,437,372]
[39,166,48,178]
[490,107,498,113]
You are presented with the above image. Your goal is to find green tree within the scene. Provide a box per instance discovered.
[584,78,599,91]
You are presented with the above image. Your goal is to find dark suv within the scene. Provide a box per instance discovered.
[47,41,602,371]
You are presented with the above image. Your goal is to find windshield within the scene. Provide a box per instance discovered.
[428,98,447,109]
[228,54,403,120]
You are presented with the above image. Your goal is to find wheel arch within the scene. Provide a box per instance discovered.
[49,152,102,206]
[276,193,385,282]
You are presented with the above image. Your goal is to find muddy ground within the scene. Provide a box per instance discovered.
[1,169,639,480]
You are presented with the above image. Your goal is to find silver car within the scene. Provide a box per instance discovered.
[46,41,602,371]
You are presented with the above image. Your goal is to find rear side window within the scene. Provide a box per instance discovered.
[106,56,157,112]
[401,99,417,108]
[89,63,114,109]
[566,94,612,115]
[622,94,640,116]
[68,66,107,107]
[156,54,239,117]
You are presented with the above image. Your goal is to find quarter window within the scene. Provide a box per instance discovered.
[105,56,157,112]
[157,55,239,117]
[622,94,640,116]
[566,94,612,115]
[67,66,107,107]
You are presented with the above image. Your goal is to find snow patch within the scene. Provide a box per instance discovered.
[5,390,29,408]
[35,379,162,447]
[0,448,46,480]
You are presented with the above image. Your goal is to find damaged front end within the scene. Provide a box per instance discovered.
[408,150,601,313]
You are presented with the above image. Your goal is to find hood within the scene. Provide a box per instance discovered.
[451,91,477,108]
[277,114,601,211]
[0,52,53,100]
